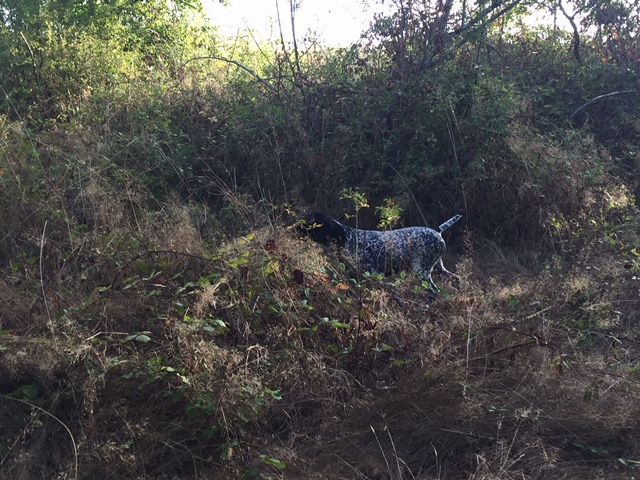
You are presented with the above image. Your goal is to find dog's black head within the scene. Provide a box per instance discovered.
[298,212,347,245]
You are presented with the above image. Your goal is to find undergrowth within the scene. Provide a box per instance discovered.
[1,119,638,477]
[1,2,640,478]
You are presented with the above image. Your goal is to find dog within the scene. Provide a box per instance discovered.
[299,212,462,292]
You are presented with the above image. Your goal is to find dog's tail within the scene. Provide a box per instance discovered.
[439,214,462,233]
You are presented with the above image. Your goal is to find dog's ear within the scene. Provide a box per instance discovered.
[296,212,320,237]
[297,213,345,245]
[302,213,329,243]
[306,212,329,225]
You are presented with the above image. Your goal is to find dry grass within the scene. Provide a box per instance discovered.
[2,204,639,479]
[1,119,640,479]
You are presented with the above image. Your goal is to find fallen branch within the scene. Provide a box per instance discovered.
[109,249,215,290]
[467,338,550,363]
[569,90,637,121]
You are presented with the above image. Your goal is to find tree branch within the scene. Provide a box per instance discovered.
[181,55,275,94]
[420,0,523,71]
[568,90,637,121]
[289,0,302,80]
[453,0,524,36]
[557,0,582,63]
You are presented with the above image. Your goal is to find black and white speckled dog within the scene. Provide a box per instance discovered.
[299,212,462,292]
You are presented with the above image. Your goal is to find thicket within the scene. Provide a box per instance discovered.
[1,0,639,478]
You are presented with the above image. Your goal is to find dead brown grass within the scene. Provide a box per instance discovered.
[1,206,639,479]
[1,118,639,479]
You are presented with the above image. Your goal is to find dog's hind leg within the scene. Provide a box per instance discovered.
[436,258,460,288]
[412,256,439,293]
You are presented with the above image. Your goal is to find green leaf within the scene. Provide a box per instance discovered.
[202,318,228,335]
[296,326,318,334]
[228,252,250,269]
[330,321,351,329]
[240,233,256,244]
[264,388,282,401]
[263,259,280,276]
[123,277,140,290]
[320,317,351,329]
[259,455,287,471]
[125,332,152,343]
[13,384,39,400]
[210,318,227,329]
[201,427,219,442]
[619,458,640,468]
[325,344,340,356]
[628,363,640,376]
[241,467,260,479]
[373,344,394,353]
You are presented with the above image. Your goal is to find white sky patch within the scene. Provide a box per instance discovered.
[202,0,574,48]
[203,0,388,47]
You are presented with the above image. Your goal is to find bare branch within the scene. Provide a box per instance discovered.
[420,0,523,71]
[275,0,298,85]
[289,0,302,80]
[453,0,524,36]
[569,90,637,121]
[181,55,275,94]
[557,0,582,63]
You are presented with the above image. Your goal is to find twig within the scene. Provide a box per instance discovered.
[427,0,522,73]
[468,339,543,363]
[275,0,297,84]
[84,331,130,341]
[40,220,53,332]
[583,365,640,386]
[453,0,524,36]
[19,32,41,87]
[486,326,547,344]
[386,427,404,480]
[608,335,640,345]
[371,425,393,480]
[498,422,518,470]
[446,101,469,220]
[333,453,368,480]
[568,90,637,121]
[109,249,215,289]
[523,305,553,320]
[464,305,473,397]
[0,394,78,479]
[440,427,494,441]
[289,0,302,81]
[181,55,275,93]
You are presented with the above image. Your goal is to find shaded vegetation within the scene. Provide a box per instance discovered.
[1,0,639,478]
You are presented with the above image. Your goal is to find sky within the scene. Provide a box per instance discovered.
[203,0,388,47]
[202,0,571,48]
